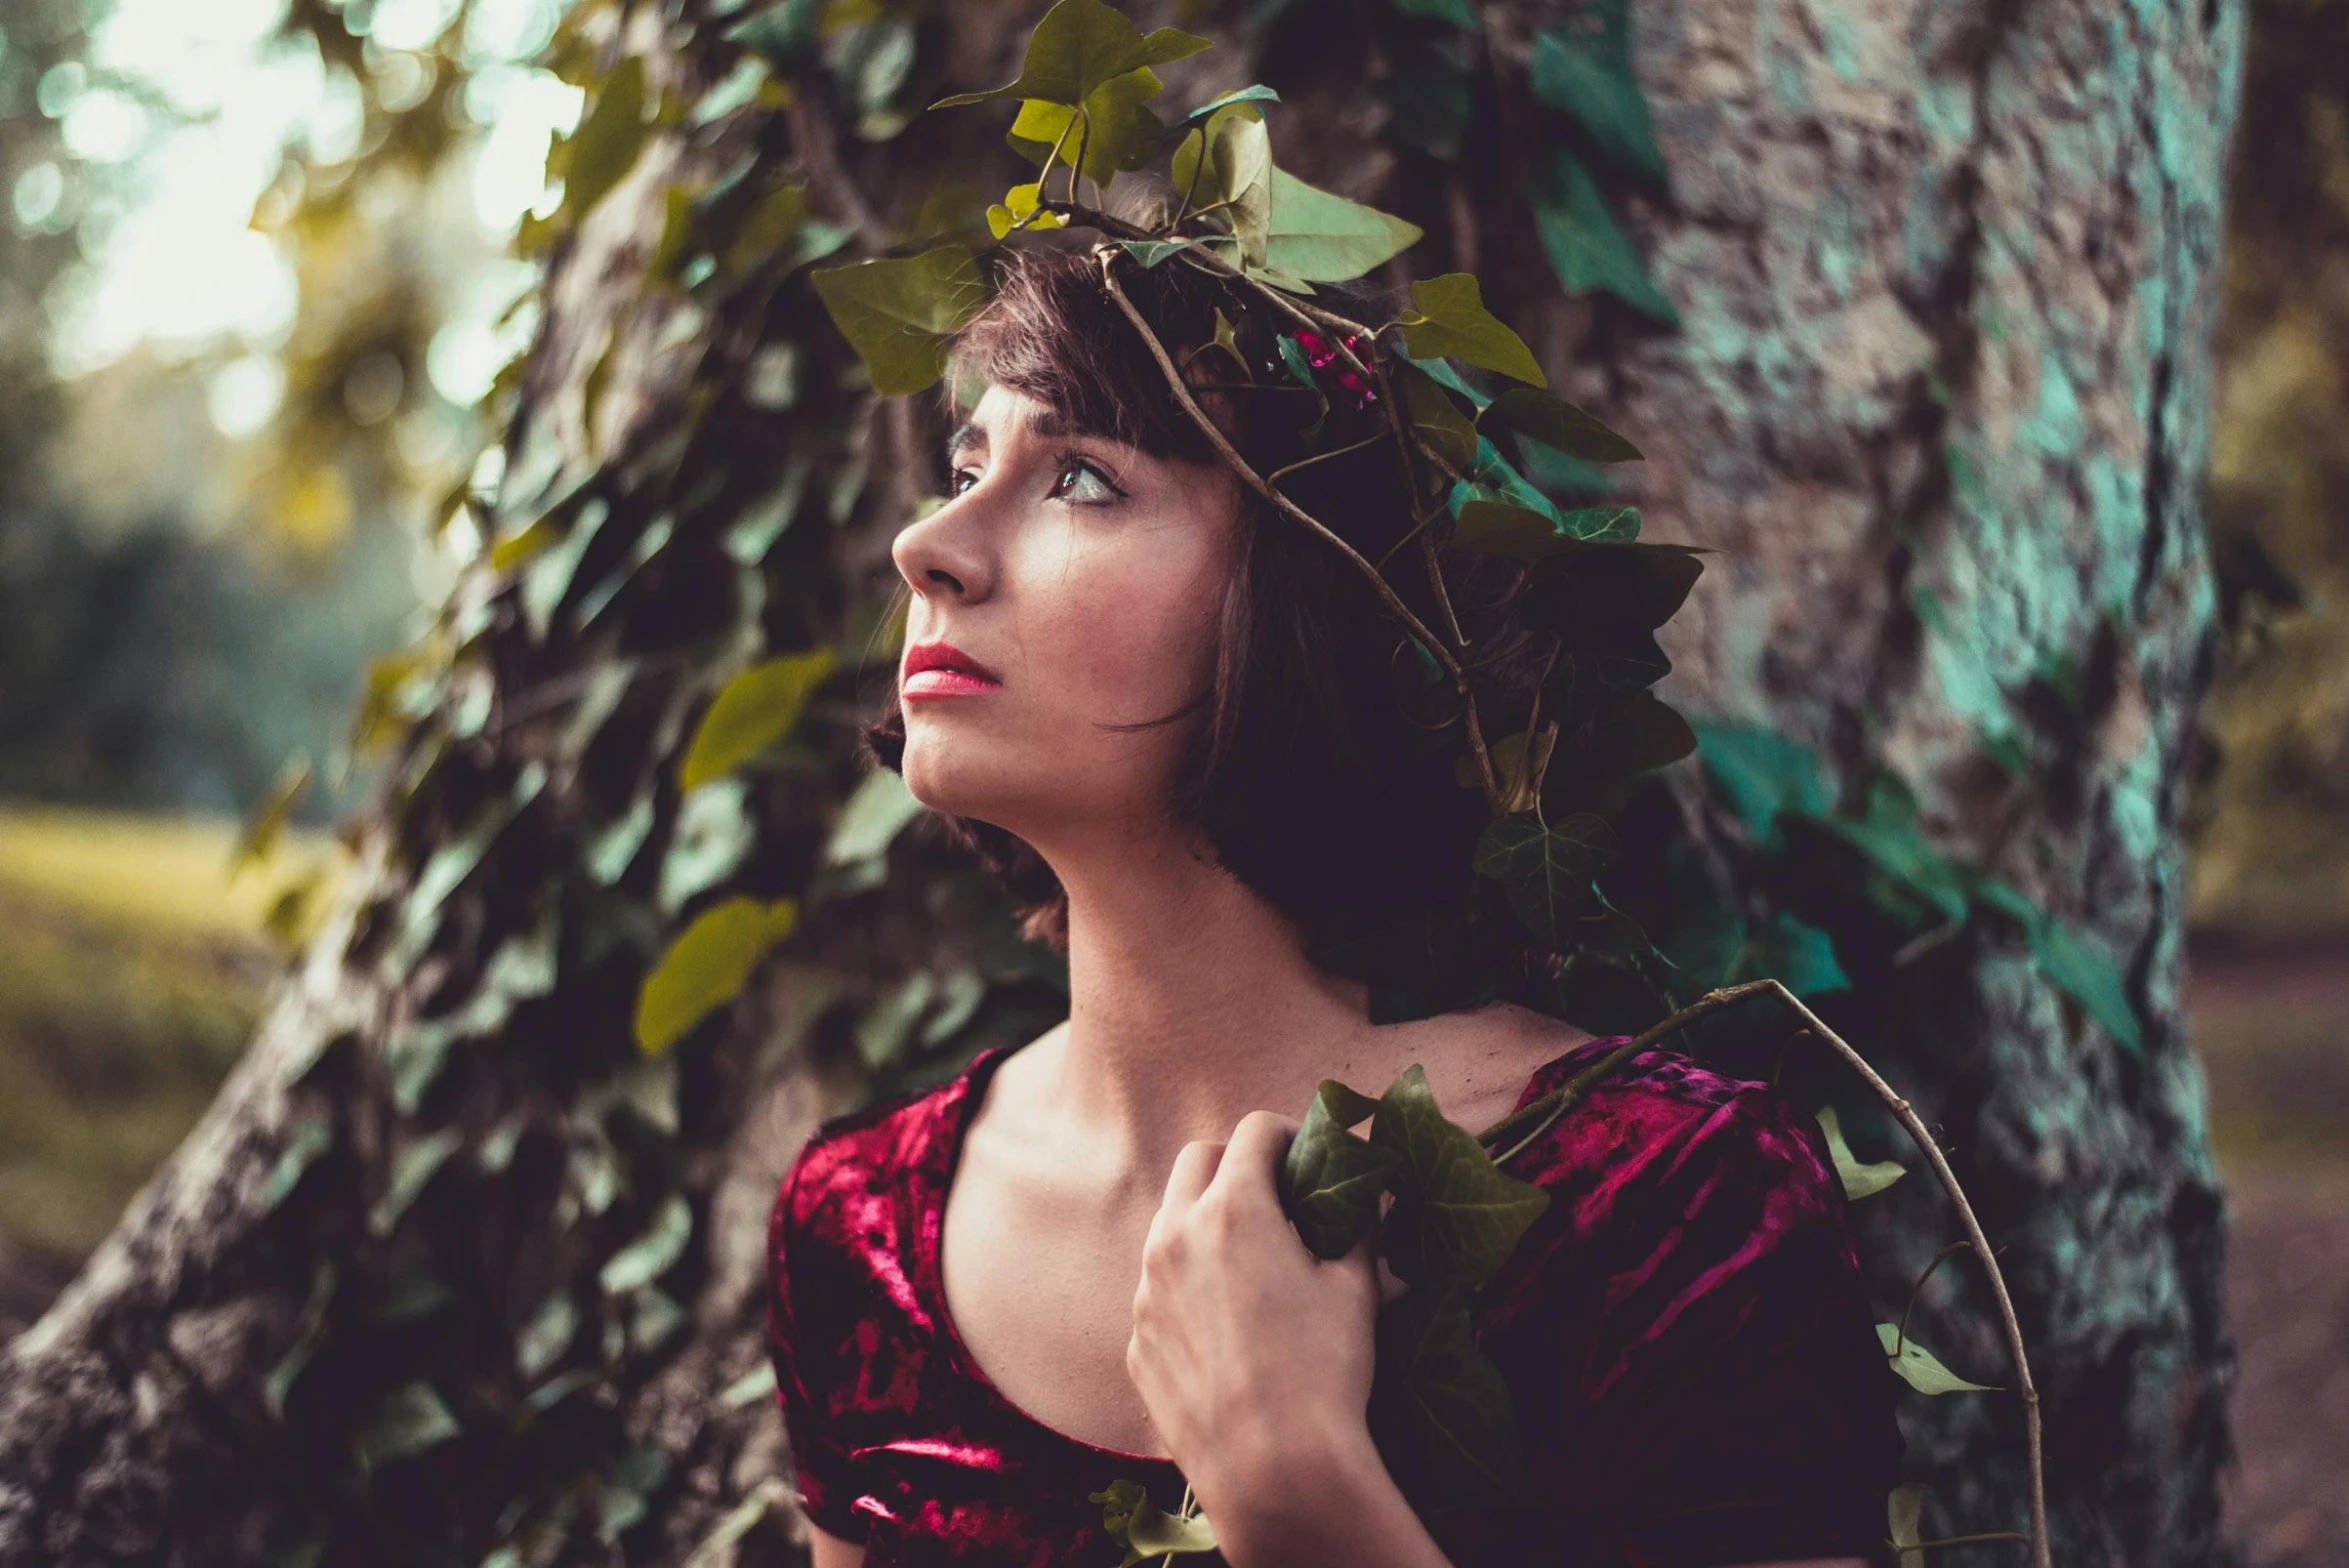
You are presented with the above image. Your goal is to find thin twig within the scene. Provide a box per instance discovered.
[1475,980,2051,1568]
[1264,429,1389,487]
[1896,1238,1979,1356]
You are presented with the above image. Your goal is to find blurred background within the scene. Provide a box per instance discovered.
[0,0,2340,1560]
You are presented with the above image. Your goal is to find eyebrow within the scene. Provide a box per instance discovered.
[943,402,1086,467]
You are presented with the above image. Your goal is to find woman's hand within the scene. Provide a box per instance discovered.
[1125,1110,1383,1526]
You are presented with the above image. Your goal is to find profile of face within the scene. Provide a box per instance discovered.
[889,382,1243,850]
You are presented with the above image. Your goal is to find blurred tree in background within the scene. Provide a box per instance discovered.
[2191,0,2349,942]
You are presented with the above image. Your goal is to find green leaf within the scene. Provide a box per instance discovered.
[1370,1063,1550,1288]
[1125,1500,1217,1556]
[1519,541,1704,635]
[1477,385,1642,462]
[1731,908,1850,996]
[1281,1080,1400,1260]
[516,1289,579,1380]
[353,1381,462,1470]
[825,765,927,864]
[1451,499,1640,558]
[1529,1,1667,187]
[1399,347,1492,409]
[1007,66,1168,186]
[1814,1104,1905,1200]
[1471,811,1618,948]
[1541,625,1672,724]
[262,1114,335,1215]
[1262,164,1424,282]
[1392,0,1480,28]
[2027,912,2146,1060]
[1379,1282,1534,1510]
[1805,776,1970,925]
[1394,357,1479,475]
[856,971,937,1069]
[809,244,989,395]
[1691,721,1831,850]
[231,755,312,875]
[1175,84,1281,129]
[1515,436,1619,500]
[370,1128,462,1239]
[1524,146,1679,325]
[600,1191,694,1294]
[1171,102,1272,264]
[634,896,801,1054]
[567,56,650,223]
[928,0,1209,109]
[1877,1322,2001,1395]
[679,647,839,793]
[1888,1483,1929,1568]
[1398,273,1544,386]
[725,0,826,68]
[1275,332,1333,439]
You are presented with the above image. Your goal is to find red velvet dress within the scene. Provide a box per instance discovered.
[764,1032,1907,1566]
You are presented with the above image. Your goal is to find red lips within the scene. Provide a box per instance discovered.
[902,639,1003,699]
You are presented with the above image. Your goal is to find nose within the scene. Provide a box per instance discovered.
[891,490,995,604]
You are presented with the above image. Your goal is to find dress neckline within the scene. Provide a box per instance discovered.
[915,1025,1634,1466]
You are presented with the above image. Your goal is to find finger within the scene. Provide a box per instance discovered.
[1210,1110,1301,1210]
[1160,1139,1224,1214]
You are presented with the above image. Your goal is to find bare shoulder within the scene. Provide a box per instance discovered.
[1396,1000,1597,1131]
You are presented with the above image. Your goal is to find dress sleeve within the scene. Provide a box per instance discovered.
[1570,1089,1909,1568]
[765,1146,868,1544]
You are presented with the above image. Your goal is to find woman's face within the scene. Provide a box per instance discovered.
[889,381,1242,846]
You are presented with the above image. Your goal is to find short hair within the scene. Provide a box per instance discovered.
[861,206,1552,1001]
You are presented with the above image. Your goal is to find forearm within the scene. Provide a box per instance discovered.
[1209,1423,1454,1568]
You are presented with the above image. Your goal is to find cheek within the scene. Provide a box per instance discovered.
[1017,527,1226,702]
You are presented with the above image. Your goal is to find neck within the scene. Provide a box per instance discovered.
[1025,818,1384,1176]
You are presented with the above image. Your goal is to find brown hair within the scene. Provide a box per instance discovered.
[861,204,1551,997]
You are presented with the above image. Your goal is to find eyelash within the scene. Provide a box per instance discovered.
[948,448,1126,505]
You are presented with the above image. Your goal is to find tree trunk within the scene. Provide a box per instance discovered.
[0,2,2245,1566]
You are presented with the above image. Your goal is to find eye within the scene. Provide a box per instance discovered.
[947,467,978,496]
[1050,452,1125,505]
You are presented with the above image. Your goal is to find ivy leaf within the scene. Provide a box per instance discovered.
[1519,541,1704,636]
[1542,624,1672,725]
[1529,0,1668,188]
[1877,1322,2001,1394]
[928,0,1208,109]
[1172,83,1280,131]
[1732,909,1851,997]
[1392,0,1480,28]
[600,1191,693,1294]
[986,179,1068,240]
[1524,146,1679,326]
[1397,273,1546,387]
[1394,357,1479,475]
[1370,1063,1550,1288]
[634,896,801,1055]
[230,755,312,875]
[1281,1080,1399,1259]
[566,56,650,223]
[369,1128,462,1239]
[1092,1479,1217,1563]
[1263,164,1424,282]
[1007,66,1168,186]
[809,244,989,395]
[1478,385,1643,463]
[354,1381,462,1471]
[1804,775,1971,926]
[825,766,927,865]
[2024,907,2146,1060]
[1451,499,1642,558]
[1453,728,1556,814]
[1275,333,1333,440]
[1379,1282,1535,1510]
[1691,721,1832,851]
[1171,102,1272,264]
[1472,811,1619,949]
[1888,1483,1930,1568]
[1814,1104,1906,1200]
[678,648,839,793]
[1556,689,1698,816]
[1400,347,1492,410]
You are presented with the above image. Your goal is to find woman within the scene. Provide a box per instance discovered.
[765,233,1907,1567]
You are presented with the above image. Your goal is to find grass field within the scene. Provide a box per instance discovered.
[0,804,347,1261]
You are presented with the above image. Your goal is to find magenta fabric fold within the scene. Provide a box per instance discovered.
[765,1032,1907,1567]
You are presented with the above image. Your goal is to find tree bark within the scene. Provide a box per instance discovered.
[0,2,2245,1566]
